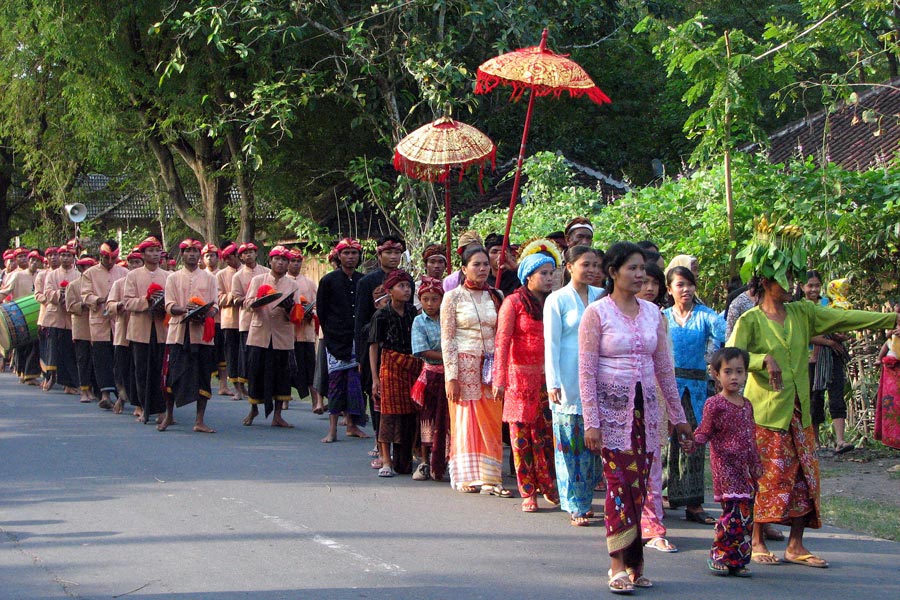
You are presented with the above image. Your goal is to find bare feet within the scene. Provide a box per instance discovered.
[272,415,294,428]
[79,393,92,403]
[23,379,39,386]
[63,386,78,395]
[242,405,259,426]
[346,426,369,439]
[219,387,234,396]
[321,434,337,443]
[193,423,216,433]
[154,414,176,425]
[98,398,113,410]
[113,399,124,414]
[157,416,174,431]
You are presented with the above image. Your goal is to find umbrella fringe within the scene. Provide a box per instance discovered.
[393,148,496,185]
[475,72,611,105]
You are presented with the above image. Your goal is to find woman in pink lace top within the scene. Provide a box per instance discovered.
[579,242,694,594]
[493,251,560,513]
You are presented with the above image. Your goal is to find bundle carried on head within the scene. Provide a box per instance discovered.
[738,215,807,291]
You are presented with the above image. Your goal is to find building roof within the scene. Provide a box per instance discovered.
[751,80,900,170]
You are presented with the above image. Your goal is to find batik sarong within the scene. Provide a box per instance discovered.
[326,348,365,418]
[553,412,601,517]
[511,398,557,500]
[875,356,900,450]
[754,401,821,528]
[411,363,450,480]
[710,499,753,568]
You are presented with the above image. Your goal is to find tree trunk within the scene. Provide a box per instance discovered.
[0,144,13,249]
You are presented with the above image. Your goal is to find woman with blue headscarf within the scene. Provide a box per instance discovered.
[493,241,562,513]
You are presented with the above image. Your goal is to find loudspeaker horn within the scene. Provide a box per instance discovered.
[64,203,87,223]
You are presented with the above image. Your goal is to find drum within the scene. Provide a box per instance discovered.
[0,294,40,353]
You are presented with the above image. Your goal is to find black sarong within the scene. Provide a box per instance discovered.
[132,326,166,421]
[247,344,290,418]
[47,327,78,388]
[114,345,136,406]
[166,330,214,408]
[223,328,242,383]
[91,339,116,394]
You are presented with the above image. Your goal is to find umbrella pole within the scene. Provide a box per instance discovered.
[496,90,537,288]
[444,181,452,274]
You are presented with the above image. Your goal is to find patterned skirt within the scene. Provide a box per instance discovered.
[875,357,900,450]
[448,353,503,489]
[601,401,651,555]
[552,412,600,516]
[754,401,821,527]
[379,349,421,415]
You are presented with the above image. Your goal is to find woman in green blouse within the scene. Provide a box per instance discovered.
[729,224,899,569]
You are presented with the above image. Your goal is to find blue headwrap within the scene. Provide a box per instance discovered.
[517,253,556,285]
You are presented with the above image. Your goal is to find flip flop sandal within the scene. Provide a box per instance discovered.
[480,485,513,498]
[784,553,829,568]
[607,570,634,594]
[708,559,729,576]
[751,551,782,565]
[570,514,591,527]
[521,497,538,512]
[626,568,653,588]
[645,537,678,553]
[377,466,395,478]
[834,443,855,455]
[370,458,383,469]
[367,449,380,457]
[458,485,479,493]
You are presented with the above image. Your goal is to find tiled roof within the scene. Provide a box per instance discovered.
[750,80,900,170]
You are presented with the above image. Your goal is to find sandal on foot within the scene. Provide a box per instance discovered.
[784,553,828,568]
[834,443,855,455]
[458,485,479,493]
[626,568,653,588]
[377,466,395,478]
[570,514,591,527]
[521,497,538,512]
[645,537,678,553]
[708,559,729,576]
[370,458,383,469]
[607,570,634,595]
[685,509,716,524]
[367,448,380,458]
[751,551,782,565]
[730,566,752,577]
[480,484,513,498]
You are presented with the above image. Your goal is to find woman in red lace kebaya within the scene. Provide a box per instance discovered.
[579,242,694,594]
[493,248,560,513]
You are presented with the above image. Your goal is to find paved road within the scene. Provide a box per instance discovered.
[1,374,898,599]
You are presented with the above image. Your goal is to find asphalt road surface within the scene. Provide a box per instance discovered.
[1,374,898,599]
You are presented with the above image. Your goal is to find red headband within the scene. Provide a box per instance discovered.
[201,243,220,256]
[76,257,98,267]
[221,243,238,258]
[268,245,291,259]
[334,238,362,254]
[376,240,405,254]
[417,276,444,298]
[27,250,42,260]
[179,239,203,251]
[238,242,258,255]
[288,249,303,260]
[99,242,120,259]
[383,269,412,290]
[13,247,28,256]
[45,247,59,256]
[2,250,12,260]
[138,236,162,251]
[127,251,143,261]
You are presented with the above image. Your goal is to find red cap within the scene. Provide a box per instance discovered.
[201,243,220,256]
[138,236,162,251]
[268,245,291,259]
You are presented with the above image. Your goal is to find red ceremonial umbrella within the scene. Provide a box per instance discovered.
[393,116,496,271]
[475,28,611,286]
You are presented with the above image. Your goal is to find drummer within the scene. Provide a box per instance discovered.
[216,243,244,400]
[106,248,143,415]
[67,255,99,404]
[202,243,230,397]
[286,248,322,413]
[34,247,60,387]
[230,242,268,399]
[0,249,41,385]
[123,236,170,424]
[42,243,80,395]
[159,238,219,433]
[242,245,299,428]
[81,240,128,410]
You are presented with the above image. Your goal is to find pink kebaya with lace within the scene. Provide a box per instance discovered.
[578,296,686,451]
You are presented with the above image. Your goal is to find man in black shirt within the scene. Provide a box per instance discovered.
[484,233,521,298]
[317,238,369,443]
[353,235,405,440]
